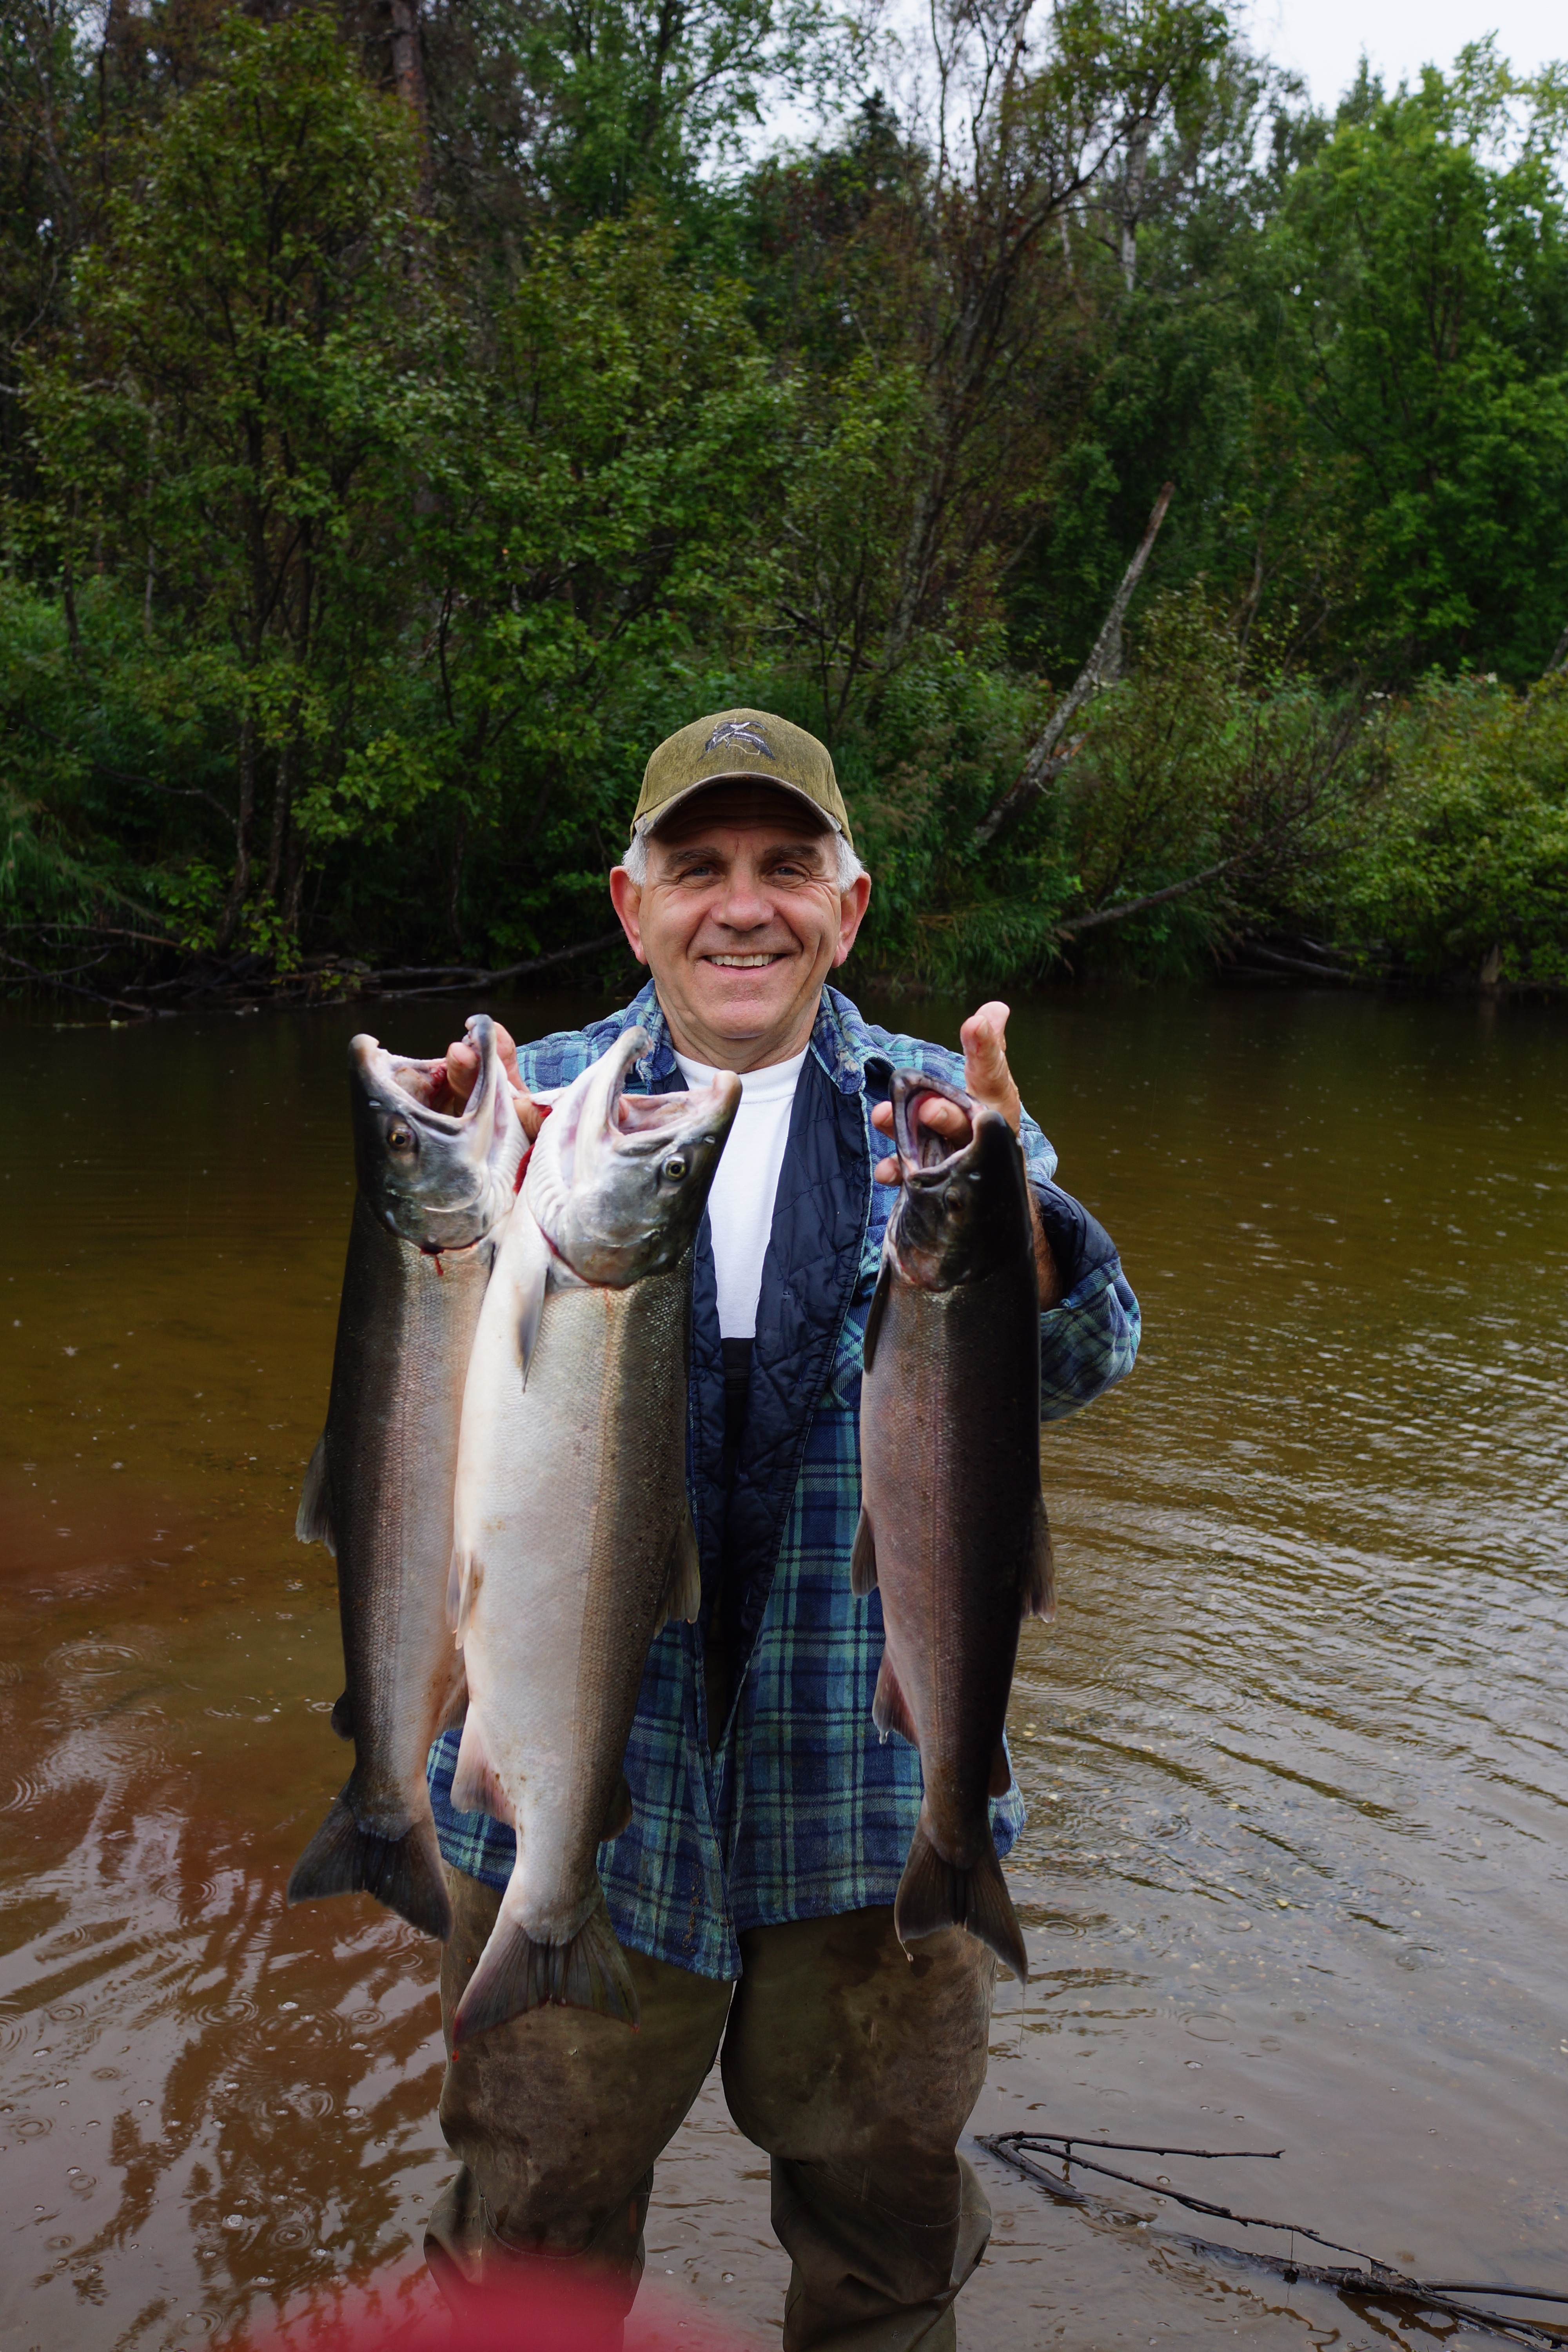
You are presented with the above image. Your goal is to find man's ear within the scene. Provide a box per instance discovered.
[610,867,648,964]
[833,871,872,967]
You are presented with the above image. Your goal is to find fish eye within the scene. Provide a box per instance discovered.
[661,1153,688,1181]
[387,1122,416,1152]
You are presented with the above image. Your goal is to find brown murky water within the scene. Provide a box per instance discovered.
[2,985,1565,2351]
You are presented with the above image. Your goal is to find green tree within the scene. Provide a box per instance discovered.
[23,7,442,948]
[1263,46,1568,675]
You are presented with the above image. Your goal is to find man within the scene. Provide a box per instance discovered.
[428,709,1139,2349]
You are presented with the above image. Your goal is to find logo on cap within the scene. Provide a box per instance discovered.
[704,719,775,760]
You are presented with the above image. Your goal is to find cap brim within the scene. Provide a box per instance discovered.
[633,773,844,841]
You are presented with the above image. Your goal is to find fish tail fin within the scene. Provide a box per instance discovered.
[895,1820,1029,1982]
[287,1790,453,1942]
[452,1888,639,2048]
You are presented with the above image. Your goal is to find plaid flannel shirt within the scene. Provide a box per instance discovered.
[428,981,1140,1980]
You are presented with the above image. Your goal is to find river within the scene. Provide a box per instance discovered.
[1,983,1564,2352]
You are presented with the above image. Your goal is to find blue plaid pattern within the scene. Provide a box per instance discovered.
[428,982,1140,1978]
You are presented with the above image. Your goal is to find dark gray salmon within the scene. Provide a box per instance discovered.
[289,1014,525,1940]
[854,1069,1053,1978]
[446,1028,739,2044]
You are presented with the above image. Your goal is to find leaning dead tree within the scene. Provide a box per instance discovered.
[972,481,1173,848]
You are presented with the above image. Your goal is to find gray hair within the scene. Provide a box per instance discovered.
[621,826,865,891]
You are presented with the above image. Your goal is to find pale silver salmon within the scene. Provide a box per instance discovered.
[854,1069,1053,1978]
[290,1014,525,1940]
[446,1028,739,2043]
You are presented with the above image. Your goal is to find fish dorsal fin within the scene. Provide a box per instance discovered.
[602,1771,634,1842]
[1023,1493,1055,1622]
[849,1509,878,1597]
[450,1709,513,1824]
[862,1257,892,1376]
[330,1690,354,1741]
[872,1647,919,1748]
[296,1433,336,1555]
[653,1507,702,1635]
[448,1548,483,1644]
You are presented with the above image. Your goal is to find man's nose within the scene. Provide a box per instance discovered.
[712,865,772,927]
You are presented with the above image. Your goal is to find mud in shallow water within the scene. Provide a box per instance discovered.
[2,986,1565,2351]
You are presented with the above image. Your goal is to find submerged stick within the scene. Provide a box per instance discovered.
[978,2134,1568,2350]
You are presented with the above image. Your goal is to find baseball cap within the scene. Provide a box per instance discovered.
[631,709,854,850]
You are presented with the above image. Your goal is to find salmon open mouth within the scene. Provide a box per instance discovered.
[893,1069,978,1177]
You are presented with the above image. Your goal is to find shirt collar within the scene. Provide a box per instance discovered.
[606,978,877,1098]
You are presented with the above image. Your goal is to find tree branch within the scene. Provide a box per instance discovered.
[1056,856,1239,937]
[973,483,1174,848]
[366,927,628,996]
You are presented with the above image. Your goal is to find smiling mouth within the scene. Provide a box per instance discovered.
[705,952,788,968]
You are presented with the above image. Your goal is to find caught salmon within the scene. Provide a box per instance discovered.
[446,1028,739,2043]
[854,1069,1053,1978]
[290,1015,525,1940]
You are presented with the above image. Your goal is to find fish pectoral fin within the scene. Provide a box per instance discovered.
[988,1739,1013,1798]
[601,1771,634,1842]
[450,1710,514,1825]
[448,1548,483,1644]
[330,1690,354,1741]
[862,1256,892,1375]
[452,1888,639,2048]
[849,1509,878,1597]
[653,1507,702,1634]
[1023,1493,1055,1622]
[895,1822,1029,1981]
[871,1647,918,1747]
[295,1433,336,1554]
[513,1208,551,1387]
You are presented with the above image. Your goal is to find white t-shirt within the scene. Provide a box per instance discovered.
[673,1046,808,1338]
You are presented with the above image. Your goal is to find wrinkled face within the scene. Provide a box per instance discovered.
[526,1028,741,1287]
[349,1016,524,1250]
[611,784,868,1065]
[886,1073,1033,1293]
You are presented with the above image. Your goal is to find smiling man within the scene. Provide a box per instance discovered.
[426,709,1140,2351]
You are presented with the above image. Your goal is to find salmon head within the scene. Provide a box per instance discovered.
[885,1068,1034,1293]
[348,1014,526,1252]
[524,1027,740,1287]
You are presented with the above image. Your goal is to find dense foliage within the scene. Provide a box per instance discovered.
[2,0,1565,1000]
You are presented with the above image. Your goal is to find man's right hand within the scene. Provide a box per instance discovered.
[434,1022,547,1143]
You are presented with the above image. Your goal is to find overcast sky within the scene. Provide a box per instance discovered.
[1247,0,1561,107]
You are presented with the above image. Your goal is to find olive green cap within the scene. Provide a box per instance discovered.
[632,708,853,850]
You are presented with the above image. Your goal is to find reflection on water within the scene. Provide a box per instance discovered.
[1,985,1565,2350]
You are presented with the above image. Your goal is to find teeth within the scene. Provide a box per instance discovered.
[709,954,780,967]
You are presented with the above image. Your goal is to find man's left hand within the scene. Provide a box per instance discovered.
[871,1000,1060,1306]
